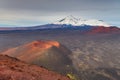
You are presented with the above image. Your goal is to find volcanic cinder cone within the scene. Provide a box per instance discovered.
[2,40,74,74]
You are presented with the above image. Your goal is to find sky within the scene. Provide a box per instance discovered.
[0,0,120,27]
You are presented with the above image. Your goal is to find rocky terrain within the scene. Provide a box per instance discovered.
[0,55,70,80]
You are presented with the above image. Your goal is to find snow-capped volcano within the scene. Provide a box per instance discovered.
[53,15,110,27]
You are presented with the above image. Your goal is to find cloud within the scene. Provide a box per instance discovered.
[0,0,120,27]
[0,0,119,11]
[0,9,71,26]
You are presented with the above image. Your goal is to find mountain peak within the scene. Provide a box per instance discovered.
[63,15,78,20]
[55,15,78,25]
[53,16,110,27]
[65,15,75,19]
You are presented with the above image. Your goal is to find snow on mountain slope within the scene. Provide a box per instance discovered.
[53,15,79,25]
[83,19,110,27]
[53,15,110,27]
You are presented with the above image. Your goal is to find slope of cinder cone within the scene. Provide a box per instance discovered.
[2,40,74,74]
[0,55,70,80]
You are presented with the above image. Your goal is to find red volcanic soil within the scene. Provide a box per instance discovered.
[0,55,70,80]
[27,40,60,49]
[88,26,120,34]
[0,27,16,30]
[0,28,11,30]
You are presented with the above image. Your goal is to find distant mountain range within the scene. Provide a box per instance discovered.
[0,16,120,33]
